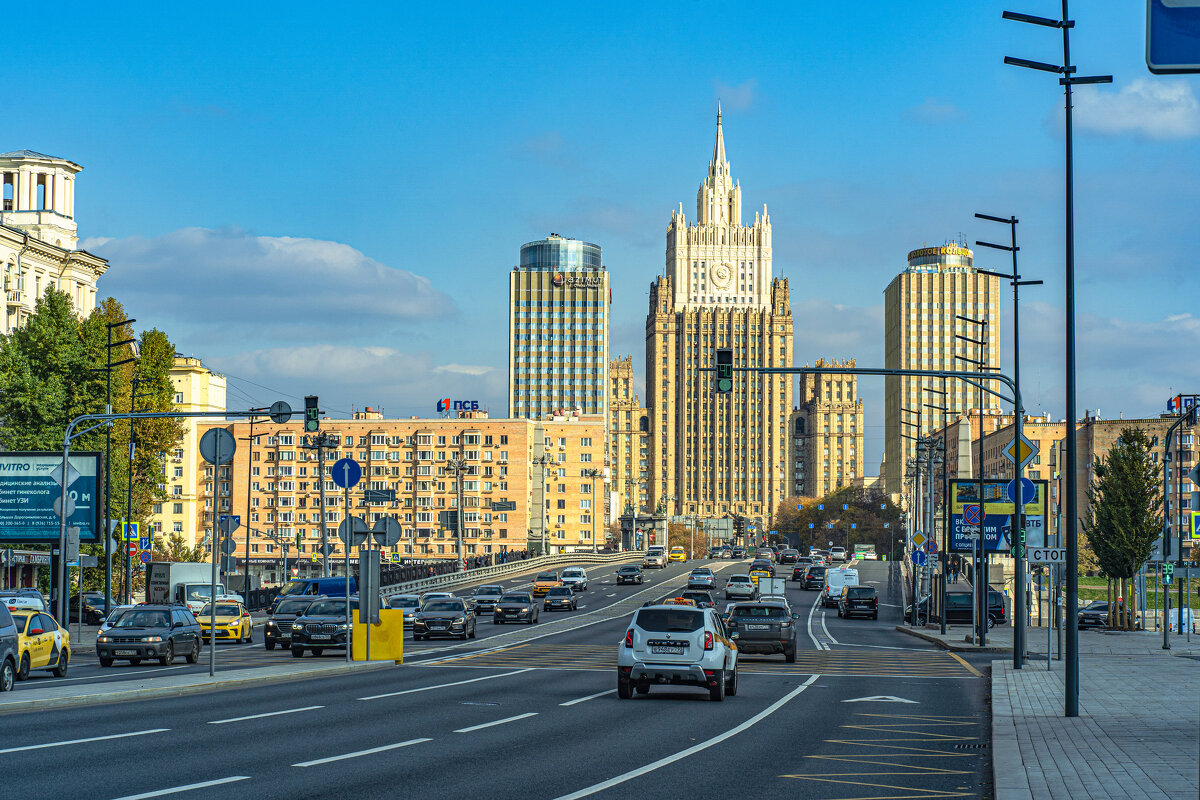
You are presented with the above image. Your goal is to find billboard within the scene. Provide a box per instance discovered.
[949,478,1049,554]
[0,452,102,543]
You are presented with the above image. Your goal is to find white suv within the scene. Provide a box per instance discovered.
[617,605,739,701]
[724,574,757,600]
[560,568,589,592]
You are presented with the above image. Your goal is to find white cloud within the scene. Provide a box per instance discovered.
[86,227,455,347]
[714,79,758,111]
[434,363,495,376]
[901,98,967,124]
[1073,78,1200,140]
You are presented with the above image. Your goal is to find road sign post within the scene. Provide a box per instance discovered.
[332,457,361,663]
[199,427,236,678]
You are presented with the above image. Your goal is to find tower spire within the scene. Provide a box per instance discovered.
[713,101,726,166]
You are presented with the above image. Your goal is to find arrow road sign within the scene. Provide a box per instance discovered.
[911,550,927,567]
[219,515,241,535]
[332,458,362,490]
[1006,477,1036,506]
[139,536,150,550]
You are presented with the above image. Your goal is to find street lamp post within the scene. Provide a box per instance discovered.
[449,457,469,571]
[956,315,992,647]
[1003,0,1111,714]
[532,454,552,556]
[584,468,601,554]
[924,385,952,635]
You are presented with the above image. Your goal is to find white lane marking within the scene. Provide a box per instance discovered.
[453,712,538,733]
[292,738,430,767]
[820,611,840,646]
[109,776,251,799]
[606,593,616,597]
[559,689,615,706]
[357,668,533,700]
[208,706,324,724]
[805,593,826,650]
[552,675,821,800]
[842,695,918,703]
[0,728,169,754]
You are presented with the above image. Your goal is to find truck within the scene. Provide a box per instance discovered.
[757,577,788,602]
[147,562,228,614]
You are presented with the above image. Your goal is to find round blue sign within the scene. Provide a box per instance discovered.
[911,550,927,567]
[1006,477,1036,505]
[331,458,362,489]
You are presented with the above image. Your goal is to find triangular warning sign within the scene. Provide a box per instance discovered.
[841,695,918,704]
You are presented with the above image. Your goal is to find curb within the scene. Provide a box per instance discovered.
[894,624,1013,653]
[0,660,393,715]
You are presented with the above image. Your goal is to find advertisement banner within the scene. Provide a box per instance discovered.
[949,479,1049,553]
[0,452,103,543]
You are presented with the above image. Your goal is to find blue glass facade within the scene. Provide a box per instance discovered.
[520,236,603,272]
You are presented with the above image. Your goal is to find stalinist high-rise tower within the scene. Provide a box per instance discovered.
[646,109,793,528]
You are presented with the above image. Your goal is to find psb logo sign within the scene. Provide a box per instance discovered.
[436,398,481,412]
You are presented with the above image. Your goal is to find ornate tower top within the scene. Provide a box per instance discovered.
[696,106,741,226]
[0,150,83,250]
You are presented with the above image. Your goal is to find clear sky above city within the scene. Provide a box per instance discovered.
[9,1,1198,471]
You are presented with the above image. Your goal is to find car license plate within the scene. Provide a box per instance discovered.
[310,634,330,640]
[114,649,138,655]
[746,624,769,630]
[651,646,685,655]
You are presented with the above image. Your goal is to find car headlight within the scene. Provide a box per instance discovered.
[292,623,303,631]
[522,607,532,613]
[338,623,348,630]
[452,617,465,625]
[141,636,162,643]
[97,635,110,643]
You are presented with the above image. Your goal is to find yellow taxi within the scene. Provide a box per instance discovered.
[531,571,561,597]
[749,568,773,586]
[11,610,70,679]
[198,600,253,643]
[661,597,696,606]
[669,547,687,563]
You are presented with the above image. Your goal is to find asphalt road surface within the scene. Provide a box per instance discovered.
[4,559,993,800]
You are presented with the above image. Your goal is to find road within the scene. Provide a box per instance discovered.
[4,559,993,799]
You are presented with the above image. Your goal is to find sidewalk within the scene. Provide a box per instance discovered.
[897,620,1200,656]
[992,641,1200,799]
[0,659,392,714]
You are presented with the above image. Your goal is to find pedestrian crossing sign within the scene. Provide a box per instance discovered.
[1191,511,1200,540]
[122,522,139,542]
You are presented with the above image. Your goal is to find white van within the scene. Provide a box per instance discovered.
[822,567,859,608]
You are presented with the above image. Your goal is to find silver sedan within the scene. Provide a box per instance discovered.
[687,568,716,589]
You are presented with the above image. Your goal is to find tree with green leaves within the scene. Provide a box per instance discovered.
[1083,427,1162,630]
[773,485,901,556]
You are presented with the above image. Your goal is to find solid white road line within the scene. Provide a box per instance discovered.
[109,776,251,800]
[805,593,826,650]
[357,668,534,700]
[453,712,538,733]
[820,611,840,646]
[559,689,615,706]
[292,738,431,767]
[552,675,821,800]
[0,728,169,754]
[208,706,324,724]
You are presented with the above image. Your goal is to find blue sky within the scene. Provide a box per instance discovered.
[9,1,1199,470]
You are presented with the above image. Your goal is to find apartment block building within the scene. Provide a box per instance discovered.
[791,358,865,498]
[609,355,649,521]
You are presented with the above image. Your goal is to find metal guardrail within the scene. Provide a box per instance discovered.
[380,551,645,599]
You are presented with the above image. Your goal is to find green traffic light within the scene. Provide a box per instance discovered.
[716,378,732,393]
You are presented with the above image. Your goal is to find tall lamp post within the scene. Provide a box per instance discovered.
[532,454,553,556]
[448,457,469,570]
[1002,1,1111,714]
[924,386,952,635]
[584,468,601,554]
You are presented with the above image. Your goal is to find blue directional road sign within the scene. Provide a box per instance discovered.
[139,536,150,551]
[1006,477,1036,506]
[1147,0,1200,74]
[912,550,927,567]
[331,458,362,489]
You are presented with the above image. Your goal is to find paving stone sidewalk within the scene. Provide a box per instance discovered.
[992,641,1200,799]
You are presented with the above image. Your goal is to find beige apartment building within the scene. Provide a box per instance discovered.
[790,359,865,498]
[646,109,793,527]
[147,356,227,546]
[1,150,107,334]
[194,411,604,584]
[609,355,648,520]
[884,244,1001,498]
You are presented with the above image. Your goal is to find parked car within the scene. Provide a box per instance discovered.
[0,604,17,692]
[617,604,739,700]
[616,566,645,585]
[96,605,202,666]
[838,586,879,620]
[1078,600,1121,629]
[725,601,799,662]
[912,590,1007,627]
[265,596,318,649]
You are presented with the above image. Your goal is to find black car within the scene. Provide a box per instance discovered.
[493,592,539,624]
[778,549,799,565]
[731,546,747,559]
[616,566,644,585]
[543,586,578,612]
[1078,600,1121,629]
[96,605,202,666]
[920,590,1007,627]
[748,559,775,576]
[0,604,17,692]
[264,596,319,650]
[413,598,477,640]
[471,585,505,614]
[801,565,827,590]
[291,597,357,656]
[66,595,106,626]
[838,586,879,620]
[726,601,799,662]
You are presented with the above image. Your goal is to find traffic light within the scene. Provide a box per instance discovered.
[715,348,733,393]
[304,395,320,432]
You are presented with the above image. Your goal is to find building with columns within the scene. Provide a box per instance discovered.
[646,109,793,527]
[609,355,648,523]
[791,359,865,498]
[1,150,107,333]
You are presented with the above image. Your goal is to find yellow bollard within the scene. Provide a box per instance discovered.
[352,609,405,663]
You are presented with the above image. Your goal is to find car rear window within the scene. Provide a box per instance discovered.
[729,576,751,583]
[732,605,787,618]
[847,587,875,599]
[635,608,705,632]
